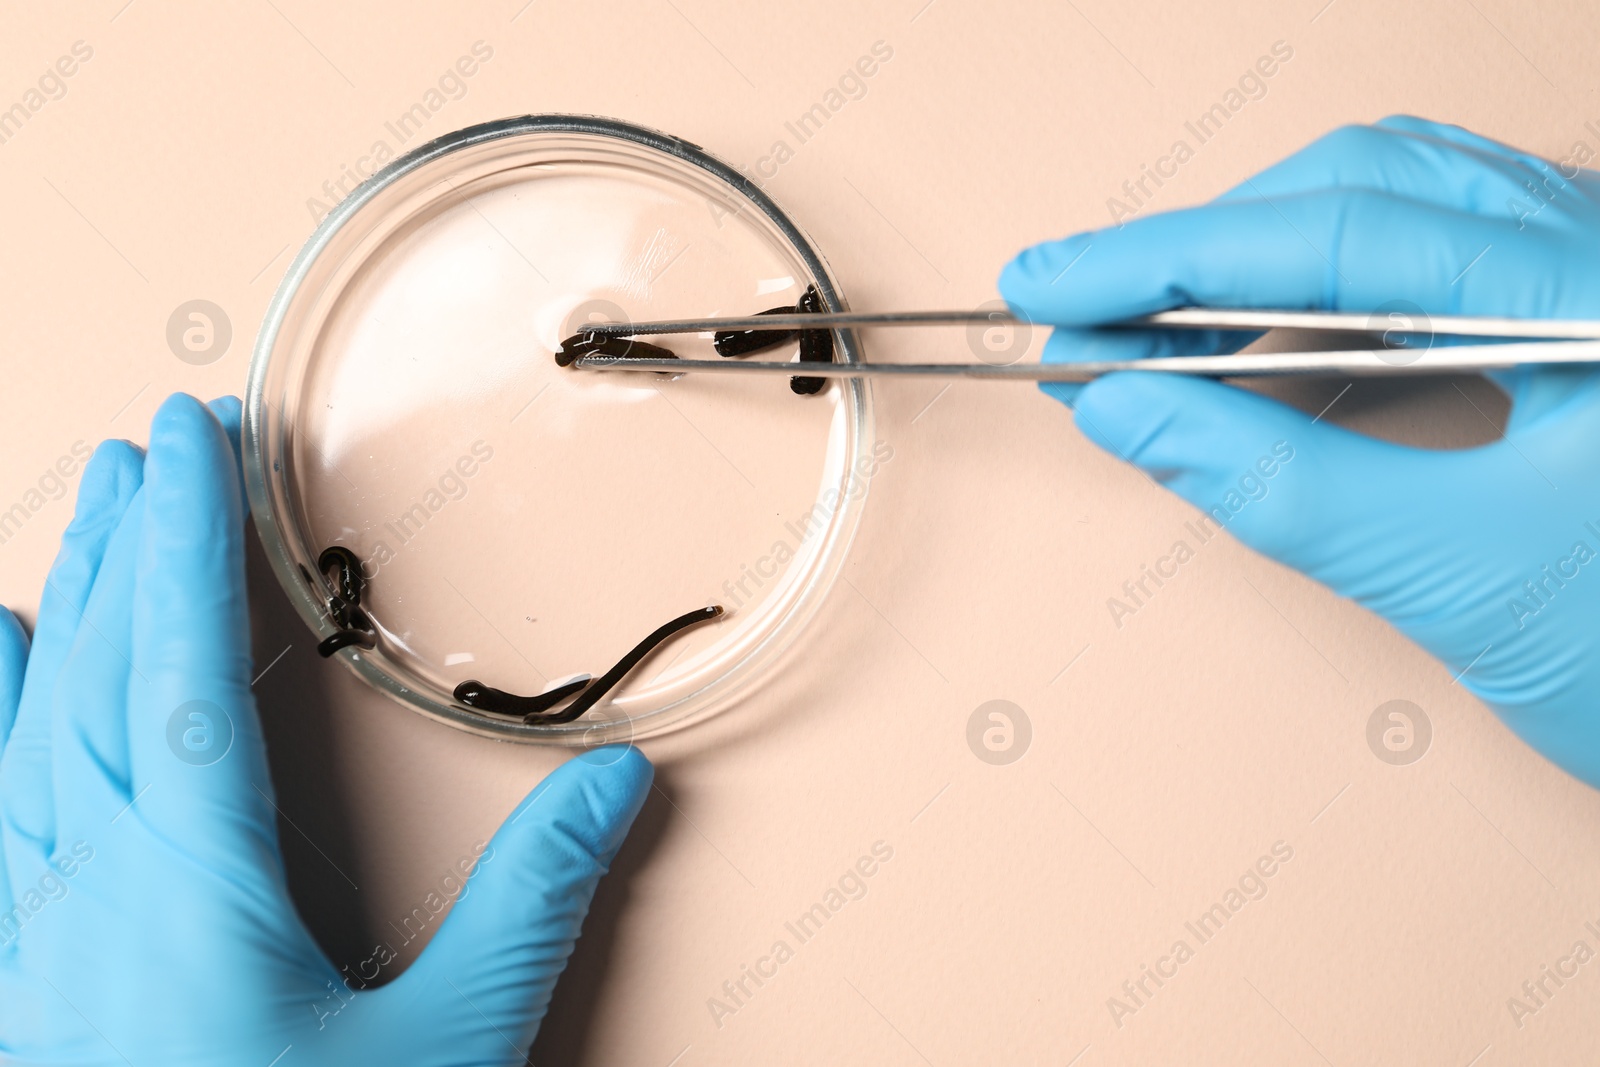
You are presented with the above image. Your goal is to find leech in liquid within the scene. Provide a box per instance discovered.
[315,545,376,656]
[454,604,725,724]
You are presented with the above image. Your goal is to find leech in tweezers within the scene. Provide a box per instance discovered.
[713,304,802,357]
[790,285,833,395]
[555,332,680,367]
[708,283,834,393]
[455,605,725,725]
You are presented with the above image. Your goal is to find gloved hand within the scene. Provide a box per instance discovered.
[0,394,652,1065]
[1001,115,1600,786]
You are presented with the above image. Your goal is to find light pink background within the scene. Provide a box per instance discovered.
[2,2,1597,1063]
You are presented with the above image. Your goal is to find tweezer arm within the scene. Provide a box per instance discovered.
[572,340,1600,380]
[581,308,1600,340]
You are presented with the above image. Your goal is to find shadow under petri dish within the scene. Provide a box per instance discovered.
[249,119,870,743]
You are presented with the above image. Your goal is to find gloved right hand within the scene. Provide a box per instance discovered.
[1000,116,1600,786]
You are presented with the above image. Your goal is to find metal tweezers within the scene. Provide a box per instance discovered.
[563,308,1600,380]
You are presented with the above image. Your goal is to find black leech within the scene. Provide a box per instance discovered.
[453,605,725,725]
[790,285,833,395]
[453,676,592,719]
[713,305,801,357]
[556,332,680,368]
[318,629,376,655]
[320,545,363,606]
[315,545,377,657]
[541,605,724,724]
[709,285,833,394]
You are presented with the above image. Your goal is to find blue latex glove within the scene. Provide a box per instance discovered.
[0,394,652,1065]
[1001,116,1600,786]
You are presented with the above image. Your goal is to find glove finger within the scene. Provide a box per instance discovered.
[1005,175,1596,441]
[52,491,145,843]
[1074,369,1595,727]
[1073,372,1434,591]
[1035,326,1257,407]
[127,395,279,878]
[1210,119,1569,215]
[0,607,26,918]
[205,396,248,517]
[1489,365,1600,439]
[0,608,27,754]
[0,440,142,903]
[1373,115,1600,194]
[386,747,653,1057]
[1001,192,1527,328]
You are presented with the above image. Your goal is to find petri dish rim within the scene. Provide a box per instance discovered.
[243,114,871,745]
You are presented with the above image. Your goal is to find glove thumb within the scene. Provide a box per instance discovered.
[382,746,653,1060]
[1073,372,1435,606]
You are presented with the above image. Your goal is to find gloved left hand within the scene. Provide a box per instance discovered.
[0,393,652,1065]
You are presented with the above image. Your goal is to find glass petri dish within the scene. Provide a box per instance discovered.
[244,115,872,745]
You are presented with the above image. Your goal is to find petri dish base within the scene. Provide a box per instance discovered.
[244,116,874,745]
